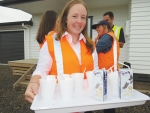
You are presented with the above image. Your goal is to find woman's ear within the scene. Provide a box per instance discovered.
[104,25,108,33]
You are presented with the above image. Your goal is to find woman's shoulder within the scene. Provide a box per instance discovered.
[46,31,57,39]
[101,34,112,39]
[47,31,56,35]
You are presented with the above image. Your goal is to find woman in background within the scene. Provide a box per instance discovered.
[36,10,59,48]
[90,20,120,113]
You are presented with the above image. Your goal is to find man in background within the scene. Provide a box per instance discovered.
[103,11,125,48]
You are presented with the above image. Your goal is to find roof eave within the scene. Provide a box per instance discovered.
[0,0,42,6]
[0,20,33,26]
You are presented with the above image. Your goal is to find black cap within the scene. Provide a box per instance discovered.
[91,20,111,30]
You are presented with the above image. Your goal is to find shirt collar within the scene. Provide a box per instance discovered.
[62,31,86,43]
[111,25,114,29]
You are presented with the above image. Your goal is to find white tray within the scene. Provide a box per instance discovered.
[31,81,150,113]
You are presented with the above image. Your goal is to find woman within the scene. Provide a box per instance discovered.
[92,20,120,70]
[25,0,96,104]
[36,10,59,48]
[91,20,120,113]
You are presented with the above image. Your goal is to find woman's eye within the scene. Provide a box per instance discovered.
[82,17,86,19]
[73,16,77,18]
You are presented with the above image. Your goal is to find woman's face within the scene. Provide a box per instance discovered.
[66,4,87,36]
[96,25,105,37]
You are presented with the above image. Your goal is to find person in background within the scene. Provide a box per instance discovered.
[25,0,96,108]
[91,20,120,113]
[36,10,59,48]
[92,20,120,70]
[103,11,125,48]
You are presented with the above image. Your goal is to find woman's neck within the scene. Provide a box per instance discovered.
[71,34,80,44]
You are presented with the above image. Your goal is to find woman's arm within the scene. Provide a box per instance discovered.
[25,41,53,103]
[96,34,112,54]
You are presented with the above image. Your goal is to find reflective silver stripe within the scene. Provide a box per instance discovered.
[113,37,117,71]
[92,49,98,70]
[53,34,64,75]
[114,27,119,39]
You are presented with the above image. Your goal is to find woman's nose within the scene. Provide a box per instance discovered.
[77,18,82,23]
[96,27,99,32]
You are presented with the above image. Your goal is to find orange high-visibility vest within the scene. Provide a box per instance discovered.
[45,34,94,79]
[39,31,55,49]
[98,31,120,70]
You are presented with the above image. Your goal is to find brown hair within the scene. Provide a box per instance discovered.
[36,10,58,44]
[56,0,94,53]
[103,11,114,19]
[98,25,112,32]
[102,25,112,32]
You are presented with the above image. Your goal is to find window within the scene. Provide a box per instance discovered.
[88,16,93,38]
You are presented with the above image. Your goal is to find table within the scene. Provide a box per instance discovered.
[31,81,150,113]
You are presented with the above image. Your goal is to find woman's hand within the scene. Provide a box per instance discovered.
[25,75,41,103]
[25,82,39,103]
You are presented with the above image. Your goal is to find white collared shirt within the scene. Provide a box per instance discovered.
[32,31,98,77]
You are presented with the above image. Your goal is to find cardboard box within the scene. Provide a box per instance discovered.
[92,70,107,101]
[119,69,133,99]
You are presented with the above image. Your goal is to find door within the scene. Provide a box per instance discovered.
[0,31,24,64]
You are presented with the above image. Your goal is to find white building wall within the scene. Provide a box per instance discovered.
[25,14,42,59]
[124,1,131,62]
[24,28,29,59]
[89,5,128,63]
[129,0,150,74]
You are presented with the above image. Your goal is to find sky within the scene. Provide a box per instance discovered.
[0,6,32,23]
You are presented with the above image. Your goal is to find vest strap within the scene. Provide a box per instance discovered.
[114,27,119,38]
[92,49,98,70]
[112,26,121,40]
[107,32,117,71]
[53,35,64,75]
[113,37,117,71]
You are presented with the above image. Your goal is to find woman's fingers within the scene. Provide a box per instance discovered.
[25,88,35,103]
[32,83,39,95]
[25,83,39,103]
[25,95,34,103]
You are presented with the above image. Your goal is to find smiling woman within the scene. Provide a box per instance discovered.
[25,0,96,107]
[0,6,32,23]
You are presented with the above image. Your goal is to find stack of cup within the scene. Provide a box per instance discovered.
[39,75,57,101]
[57,74,71,79]
[71,73,84,92]
[58,74,74,100]
[86,71,93,91]
[46,75,56,80]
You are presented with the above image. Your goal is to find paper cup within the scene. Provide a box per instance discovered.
[71,73,84,91]
[39,79,56,101]
[58,78,74,100]
[63,74,71,78]
[46,75,56,80]
[57,74,71,79]
[107,71,119,100]
[86,71,93,90]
